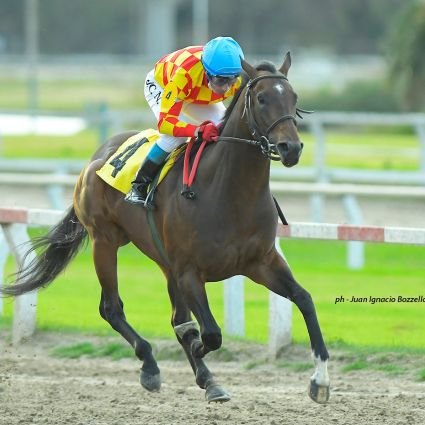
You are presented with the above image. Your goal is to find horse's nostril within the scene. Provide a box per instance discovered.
[300,142,304,150]
[278,142,289,154]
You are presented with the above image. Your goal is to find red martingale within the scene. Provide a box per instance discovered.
[182,121,221,192]
[181,137,212,199]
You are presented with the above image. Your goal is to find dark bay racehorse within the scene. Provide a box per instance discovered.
[1,54,330,404]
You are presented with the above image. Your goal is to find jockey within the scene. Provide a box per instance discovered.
[125,36,244,207]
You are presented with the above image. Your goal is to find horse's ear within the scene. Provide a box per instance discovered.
[279,51,291,76]
[241,59,257,79]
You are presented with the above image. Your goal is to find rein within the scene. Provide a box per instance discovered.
[218,74,312,161]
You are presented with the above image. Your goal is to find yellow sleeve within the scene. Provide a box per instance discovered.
[158,71,197,137]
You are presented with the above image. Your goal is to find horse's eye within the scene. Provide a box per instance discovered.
[257,94,266,105]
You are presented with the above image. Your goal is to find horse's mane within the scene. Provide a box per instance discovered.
[219,61,278,133]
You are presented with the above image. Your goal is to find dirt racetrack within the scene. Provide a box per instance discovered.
[0,331,424,425]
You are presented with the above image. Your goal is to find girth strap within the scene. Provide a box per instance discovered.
[146,209,170,266]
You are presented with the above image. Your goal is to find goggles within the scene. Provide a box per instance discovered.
[207,73,239,86]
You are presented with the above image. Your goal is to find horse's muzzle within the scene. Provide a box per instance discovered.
[276,141,304,167]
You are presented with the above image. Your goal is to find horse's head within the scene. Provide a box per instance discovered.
[241,53,303,167]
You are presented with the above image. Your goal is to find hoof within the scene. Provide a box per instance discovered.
[140,370,161,392]
[205,383,231,403]
[308,379,330,404]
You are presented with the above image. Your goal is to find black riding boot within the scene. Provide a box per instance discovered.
[124,159,162,207]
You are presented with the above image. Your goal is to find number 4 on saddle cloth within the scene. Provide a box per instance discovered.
[96,129,186,199]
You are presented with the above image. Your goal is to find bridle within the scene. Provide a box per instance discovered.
[218,74,312,161]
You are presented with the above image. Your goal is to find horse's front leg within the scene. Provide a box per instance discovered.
[177,270,222,357]
[174,270,230,402]
[247,251,330,404]
[93,238,160,392]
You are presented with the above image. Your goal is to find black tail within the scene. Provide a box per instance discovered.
[1,207,88,297]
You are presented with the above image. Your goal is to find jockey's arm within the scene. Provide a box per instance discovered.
[157,72,198,138]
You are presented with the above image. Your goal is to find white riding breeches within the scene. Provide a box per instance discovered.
[144,70,226,153]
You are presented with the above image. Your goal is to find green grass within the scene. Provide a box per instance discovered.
[46,337,425,382]
[0,130,100,159]
[341,359,369,372]
[1,238,424,349]
[340,351,410,376]
[271,130,420,171]
[51,341,133,360]
[0,78,144,112]
[276,361,313,372]
[341,360,406,375]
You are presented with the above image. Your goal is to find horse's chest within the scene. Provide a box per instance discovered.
[192,208,274,243]
[173,210,276,267]
[163,188,277,275]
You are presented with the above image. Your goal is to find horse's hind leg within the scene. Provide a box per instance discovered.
[93,237,160,391]
[167,276,230,403]
[247,252,330,404]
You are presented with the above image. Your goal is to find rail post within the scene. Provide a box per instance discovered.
[342,195,365,269]
[1,223,37,345]
[268,238,292,357]
[415,122,425,173]
[224,275,245,337]
[98,102,110,145]
[0,232,8,315]
[309,120,327,222]
[46,169,66,210]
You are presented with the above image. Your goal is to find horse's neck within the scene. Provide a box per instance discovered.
[214,105,271,191]
[177,91,273,204]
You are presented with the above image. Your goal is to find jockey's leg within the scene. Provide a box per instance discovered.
[126,69,182,207]
[124,155,162,207]
[125,135,182,207]
[144,69,163,117]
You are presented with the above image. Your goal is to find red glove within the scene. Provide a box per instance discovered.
[197,121,219,142]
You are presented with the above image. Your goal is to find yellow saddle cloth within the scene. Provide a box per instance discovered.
[96,129,185,194]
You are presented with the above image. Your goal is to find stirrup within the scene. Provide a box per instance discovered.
[125,185,147,204]
[142,197,155,210]
[125,186,155,209]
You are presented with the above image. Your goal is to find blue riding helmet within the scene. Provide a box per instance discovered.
[202,37,244,77]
